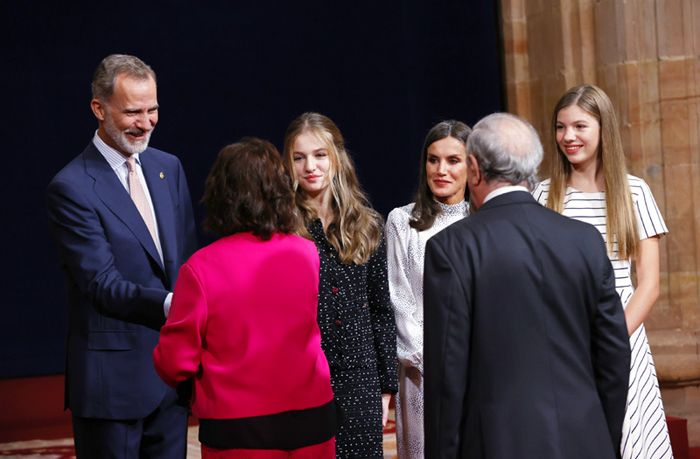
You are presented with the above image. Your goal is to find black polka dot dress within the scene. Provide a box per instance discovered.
[308,219,399,459]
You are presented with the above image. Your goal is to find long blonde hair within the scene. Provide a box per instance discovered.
[283,112,383,265]
[547,84,638,259]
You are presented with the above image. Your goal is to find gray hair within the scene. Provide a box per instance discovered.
[91,54,156,101]
[466,112,543,188]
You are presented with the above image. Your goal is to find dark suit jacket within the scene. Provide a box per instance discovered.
[47,141,197,419]
[423,191,630,459]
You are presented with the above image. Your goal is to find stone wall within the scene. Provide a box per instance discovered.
[499,0,700,444]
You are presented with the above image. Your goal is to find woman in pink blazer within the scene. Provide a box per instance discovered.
[153,138,337,458]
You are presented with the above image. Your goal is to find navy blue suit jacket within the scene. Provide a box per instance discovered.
[423,191,630,459]
[47,141,197,419]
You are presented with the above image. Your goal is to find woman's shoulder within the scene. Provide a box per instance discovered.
[531,178,551,203]
[627,174,647,186]
[627,174,658,201]
[185,233,246,268]
[386,203,414,230]
[627,174,651,192]
[270,232,316,247]
[533,178,551,190]
[194,232,315,256]
[387,203,414,221]
[626,174,668,237]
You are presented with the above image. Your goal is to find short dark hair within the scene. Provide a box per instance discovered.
[92,54,156,101]
[202,138,300,240]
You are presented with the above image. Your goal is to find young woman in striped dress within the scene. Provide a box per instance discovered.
[532,84,672,459]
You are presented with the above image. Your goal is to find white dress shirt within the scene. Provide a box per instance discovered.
[92,132,173,316]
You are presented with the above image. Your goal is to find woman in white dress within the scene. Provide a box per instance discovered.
[532,84,672,459]
[385,120,471,458]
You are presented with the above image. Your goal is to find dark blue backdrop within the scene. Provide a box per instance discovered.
[1,1,503,378]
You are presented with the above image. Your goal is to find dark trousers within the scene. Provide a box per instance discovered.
[72,389,188,459]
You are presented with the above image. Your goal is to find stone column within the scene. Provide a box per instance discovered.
[500,0,700,444]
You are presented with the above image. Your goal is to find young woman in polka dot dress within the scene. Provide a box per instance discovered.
[283,112,399,459]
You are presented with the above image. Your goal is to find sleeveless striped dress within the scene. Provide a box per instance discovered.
[533,175,672,459]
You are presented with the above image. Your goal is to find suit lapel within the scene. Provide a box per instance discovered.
[141,150,177,285]
[83,144,165,273]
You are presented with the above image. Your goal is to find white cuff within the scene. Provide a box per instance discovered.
[164,292,173,317]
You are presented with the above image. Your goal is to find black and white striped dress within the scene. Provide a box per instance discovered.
[533,175,672,459]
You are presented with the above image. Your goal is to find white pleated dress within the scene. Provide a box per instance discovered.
[385,201,469,459]
[533,175,673,459]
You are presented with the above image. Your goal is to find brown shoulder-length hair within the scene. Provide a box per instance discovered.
[283,112,383,265]
[410,120,471,231]
[202,137,300,240]
[546,84,638,259]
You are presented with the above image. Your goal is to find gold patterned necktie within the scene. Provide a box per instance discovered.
[126,156,159,246]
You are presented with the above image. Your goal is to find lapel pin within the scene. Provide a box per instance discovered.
[159,172,165,179]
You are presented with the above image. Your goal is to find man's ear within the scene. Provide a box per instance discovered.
[467,154,481,186]
[91,98,105,122]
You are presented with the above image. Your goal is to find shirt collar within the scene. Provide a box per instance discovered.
[92,130,140,171]
[483,185,530,204]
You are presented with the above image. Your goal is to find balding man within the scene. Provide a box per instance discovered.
[423,113,630,459]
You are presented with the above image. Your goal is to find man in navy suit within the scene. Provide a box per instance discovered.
[47,54,197,458]
[423,113,631,459]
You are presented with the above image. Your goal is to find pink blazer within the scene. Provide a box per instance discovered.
[153,232,333,420]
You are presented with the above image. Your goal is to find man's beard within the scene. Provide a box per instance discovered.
[103,112,153,156]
